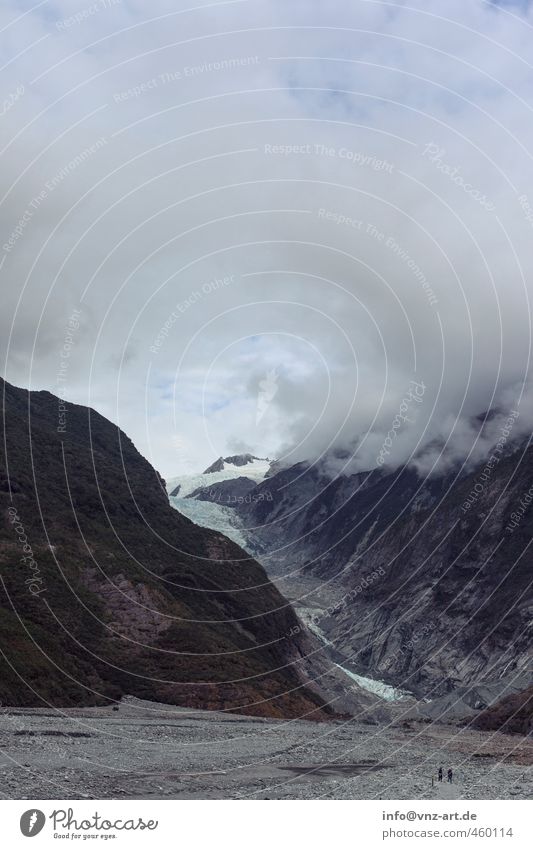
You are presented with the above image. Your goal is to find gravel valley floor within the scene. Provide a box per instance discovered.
[0,698,531,800]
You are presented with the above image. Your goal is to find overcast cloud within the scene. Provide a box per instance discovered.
[2,0,533,476]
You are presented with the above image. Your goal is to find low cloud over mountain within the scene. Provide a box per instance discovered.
[2,0,533,477]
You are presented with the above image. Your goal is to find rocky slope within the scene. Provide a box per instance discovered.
[472,685,533,735]
[188,476,258,504]
[0,378,331,718]
[188,448,533,707]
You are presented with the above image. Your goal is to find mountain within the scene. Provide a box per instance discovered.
[186,449,533,706]
[0,379,329,718]
[163,456,272,551]
[203,454,269,474]
[188,476,258,503]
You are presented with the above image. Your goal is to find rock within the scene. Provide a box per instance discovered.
[232,447,532,704]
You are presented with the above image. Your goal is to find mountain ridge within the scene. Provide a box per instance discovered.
[203,453,269,474]
[0,378,330,718]
[185,446,533,704]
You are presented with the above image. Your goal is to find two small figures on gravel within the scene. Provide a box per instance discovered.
[438,767,453,783]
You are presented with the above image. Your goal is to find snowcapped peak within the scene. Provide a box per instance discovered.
[203,453,269,474]
[166,455,271,549]
[166,455,271,500]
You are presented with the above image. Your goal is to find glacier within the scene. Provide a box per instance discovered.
[166,458,269,549]
[167,458,411,703]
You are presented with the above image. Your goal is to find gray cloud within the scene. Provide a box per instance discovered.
[2,0,533,476]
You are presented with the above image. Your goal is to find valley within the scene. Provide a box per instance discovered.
[1,383,531,800]
[1,697,530,800]
[168,453,533,730]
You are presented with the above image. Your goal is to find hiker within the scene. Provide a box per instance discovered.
[438,767,443,782]
[447,768,453,783]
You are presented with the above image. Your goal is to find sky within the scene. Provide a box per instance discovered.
[2,0,533,477]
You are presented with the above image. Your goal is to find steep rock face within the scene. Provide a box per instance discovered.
[187,476,258,504]
[0,379,329,718]
[187,477,256,500]
[219,453,532,698]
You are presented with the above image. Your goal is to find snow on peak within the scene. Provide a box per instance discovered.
[167,458,270,500]
[165,457,271,549]
[203,453,270,474]
[165,459,270,550]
